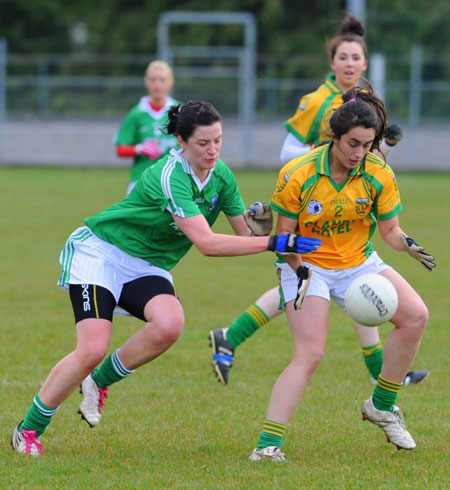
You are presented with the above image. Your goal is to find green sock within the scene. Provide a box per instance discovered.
[226,304,270,349]
[256,419,286,450]
[372,375,402,412]
[361,343,383,380]
[20,395,59,437]
[91,348,135,388]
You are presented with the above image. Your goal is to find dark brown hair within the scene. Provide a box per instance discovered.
[166,101,222,142]
[327,15,368,61]
[329,79,387,154]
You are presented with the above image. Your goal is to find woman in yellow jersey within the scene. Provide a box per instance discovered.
[208,15,422,390]
[249,83,435,461]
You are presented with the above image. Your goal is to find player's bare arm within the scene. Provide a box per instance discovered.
[226,214,253,237]
[173,214,269,256]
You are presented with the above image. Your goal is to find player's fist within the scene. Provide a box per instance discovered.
[136,141,162,159]
[385,123,403,146]
[268,234,321,254]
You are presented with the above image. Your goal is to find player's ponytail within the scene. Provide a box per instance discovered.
[165,101,222,142]
[327,14,367,61]
[329,79,387,155]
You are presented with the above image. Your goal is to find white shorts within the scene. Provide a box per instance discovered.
[58,226,173,303]
[277,252,392,310]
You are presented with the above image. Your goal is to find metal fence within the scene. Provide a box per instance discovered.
[3,50,450,123]
[1,49,450,169]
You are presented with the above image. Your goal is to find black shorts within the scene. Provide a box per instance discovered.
[69,275,176,323]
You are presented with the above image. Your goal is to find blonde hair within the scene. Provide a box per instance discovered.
[144,60,174,83]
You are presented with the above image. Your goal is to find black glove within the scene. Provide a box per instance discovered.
[400,234,435,271]
[294,265,312,310]
[268,234,321,254]
[385,123,403,146]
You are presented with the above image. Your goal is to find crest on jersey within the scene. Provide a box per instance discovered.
[275,172,290,193]
[355,198,370,216]
[307,200,323,215]
[208,194,219,211]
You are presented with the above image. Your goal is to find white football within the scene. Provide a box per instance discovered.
[344,273,398,326]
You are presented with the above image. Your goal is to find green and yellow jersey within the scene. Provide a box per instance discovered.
[85,149,246,271]
[284,73,343,147]
[271,144,402,270]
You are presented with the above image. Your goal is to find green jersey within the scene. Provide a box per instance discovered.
[85,149,246,271]
[115,95,179,182]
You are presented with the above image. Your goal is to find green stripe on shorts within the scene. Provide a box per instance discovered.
[58,228,92,286]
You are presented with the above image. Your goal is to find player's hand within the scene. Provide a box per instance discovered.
[294,265,312,310]
[136,141,162,159]
[400,234,435,271]
[385,123,403,146]
[268,234,321,254]
[244,202,273,236]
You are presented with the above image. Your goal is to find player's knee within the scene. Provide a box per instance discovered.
[399,301,429,336]
[308,348,324,372]
[294,345,324,374]
[149,314,185,346]
[77,342,110,371]
[410,303,429,334]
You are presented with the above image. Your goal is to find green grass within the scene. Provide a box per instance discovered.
[1,168,449,489]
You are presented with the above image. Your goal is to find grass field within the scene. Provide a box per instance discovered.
[1,167,449,489]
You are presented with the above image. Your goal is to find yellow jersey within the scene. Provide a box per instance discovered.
[271,144,402,270]
[284,73,343,146]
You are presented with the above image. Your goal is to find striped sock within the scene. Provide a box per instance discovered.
[91,348,135,388]
[226,305,270,349]
[256,419,287,450]
[361,343,384,380]
[372,375,403,412]
[20,395,60,436]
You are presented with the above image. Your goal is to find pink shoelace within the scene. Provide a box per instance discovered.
[22,430,45,455]
[98,387,108,413]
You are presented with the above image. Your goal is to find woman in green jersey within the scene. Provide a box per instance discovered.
[11,101,321,457]
[115,60,179,195]
[209,15,427,390]
[250,83,434,461]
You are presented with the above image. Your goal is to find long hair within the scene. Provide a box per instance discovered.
[328,79,387,155]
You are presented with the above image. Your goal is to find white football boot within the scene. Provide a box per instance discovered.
[361,397,416,450]
[249,446,286,461]
[11,424,45,456]
[79,374,108,427]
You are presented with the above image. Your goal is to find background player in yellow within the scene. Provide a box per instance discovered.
[250,83,435,461]
[208,15,427,389]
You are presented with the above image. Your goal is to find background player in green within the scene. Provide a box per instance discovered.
[250,83,435,461]
[11,100,321,457]
[209,15,428,389]
[115,60,179,195]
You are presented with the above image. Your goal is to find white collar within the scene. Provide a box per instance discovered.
[138,95,176,119]
[169,149,214,191]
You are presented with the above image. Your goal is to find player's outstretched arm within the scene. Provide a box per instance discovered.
[173,214,320,257]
